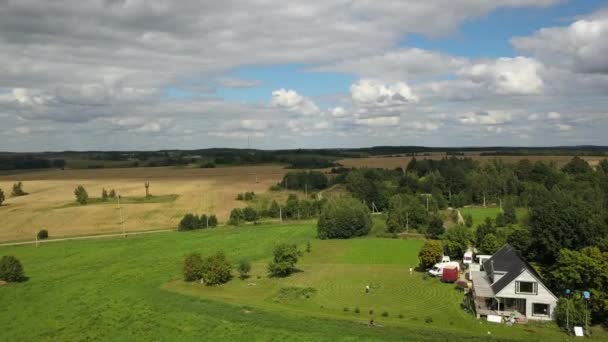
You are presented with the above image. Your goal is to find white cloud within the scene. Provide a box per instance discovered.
[355,116,400,127]
[409,121,440,131]
[330,106,347,117]
[556,123,573,131]
[240,119,269,131]
[459,111,512,125]
[351,79,418,105]
[458,57,544,95]
[271,89,319,115]
[15,126,31,134]
[512,11,608,74]
[218,78,262,88]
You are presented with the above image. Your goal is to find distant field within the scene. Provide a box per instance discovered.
[2,223,600,341]
[337,154,603,169]
[0,165,288,242]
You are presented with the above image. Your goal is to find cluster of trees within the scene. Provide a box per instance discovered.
[228,194,325,225]
[268,243,301,277]
[0,156,65,170]
[178,213,218,231]
[317,197,371,239]
[405,156,608,326]
[183,251,232,285]
[236,192,255,201]
[280,171,329,191]
[0,255,25,283]
[101,188,117,201]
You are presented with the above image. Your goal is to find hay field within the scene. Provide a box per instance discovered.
[0,165,287,242]
[337,154,603,169]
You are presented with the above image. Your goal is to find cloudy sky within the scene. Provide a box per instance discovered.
[1,0,607,151]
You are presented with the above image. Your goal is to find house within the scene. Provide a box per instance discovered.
[468,244,557,323]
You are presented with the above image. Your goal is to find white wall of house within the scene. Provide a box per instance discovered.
[495,270,558,321]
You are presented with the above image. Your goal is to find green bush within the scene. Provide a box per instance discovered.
[268,243,300,277]
[208,215,218,227]
[381,311,389,317]
[183,253,204,281]
[201,251,232,285]
[317,197,371,239]
[0,255,25,282]
[228,208,245,226]
[243,207,259,222]
[418,240,443,269]
[74,185,88,205]
[354,307,360,314]
[101,188,109,201]
[237,258,251,279]
[37,229,49,240]
[178,214,199,231]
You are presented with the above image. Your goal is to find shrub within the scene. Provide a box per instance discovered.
[317,197,371,239]
[382,311,389,317]
[425,215,445,239]
[0,188,4,206]
[237,258,251,279]
[101,188,109,201]
[37,229,49,240]
[236,193,244,200]
[201,251,232,285]
[398,314,404,319]
[369,309,374,315]
[268,200,281,218]
[242,207,259,222]
[269,184,282,191]
[178,214,198,231]
[354,307,360,314]
[418,240,443,269]
[479,233,500,254]
[343,307,349,312]
[306,241,311,253]
[228,208,245,226]
[199,214,208,228]
[73,185,88,205]
[183,253,204,281]
[207,215,218,227]
[464,213,473,228]
[268,243,300,277]
[11,182,27,197]
[555,297,586,330]
[109,189,116,198]
[425,317,433,323]
[0,255,25,282]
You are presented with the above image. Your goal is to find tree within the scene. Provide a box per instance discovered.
[475,217,496,247]
[506,226,531,255]
[109,189,116,198]
[284,194,300,219]
[495,212,506,227]
[554,297,587,331]
[183,253,204,281]
[0,255,25,282]
[548,247,608,324]
[201,251,232,285]
[11,181,27,196]
[208,215,218,227]
[101,188,109,201]
[268,243,301,277]
[306,241,311,253]
[443,225,472,258]
[228,208,245,226]
[562,156,593,175]
[464,213,473,228]
[317,197,371,239]
[503,201,517,225]
[426,215,445,239]
[178,213,198,231]
[418,240,443,269]
[0,188,4,206]
[386,194,428,233]
[237,258,251,279]
[268,200,281,218]
[242,207,259,222]
[479,233,500,254]
[74,185,88,205]
[37,229,49,240]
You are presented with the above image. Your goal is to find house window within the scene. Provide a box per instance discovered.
[516,281,537,295]
[532,303,550,316]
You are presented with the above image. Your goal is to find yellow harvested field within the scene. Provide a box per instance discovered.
[337,154,603,169]
[0,166,287,242]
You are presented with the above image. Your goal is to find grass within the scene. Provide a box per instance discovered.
[460,206,528,227]
[1,222,602,341]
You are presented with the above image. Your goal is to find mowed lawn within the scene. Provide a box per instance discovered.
[0,223,599,341]
[460,206,528,227]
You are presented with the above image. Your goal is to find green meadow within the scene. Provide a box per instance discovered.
[0,223,603,341]
[460,206,528,227]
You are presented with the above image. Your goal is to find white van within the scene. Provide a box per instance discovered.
[463,251,473,265]
[428,261,460,277]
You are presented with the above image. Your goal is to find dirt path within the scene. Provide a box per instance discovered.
[0,228,173,247]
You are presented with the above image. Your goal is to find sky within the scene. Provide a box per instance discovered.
[1,0,607,151]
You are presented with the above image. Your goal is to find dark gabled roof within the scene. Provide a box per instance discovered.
[482,244,542,294]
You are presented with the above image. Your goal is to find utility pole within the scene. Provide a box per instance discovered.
[118,194,125,237]
[36,232,39,248]
[279,206,283,223]
[406,212,409,233]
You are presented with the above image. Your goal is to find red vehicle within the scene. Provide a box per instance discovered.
[441,266,459,283]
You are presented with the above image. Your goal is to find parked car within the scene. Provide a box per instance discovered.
[428,261,460,277]
[463,250,473,265]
